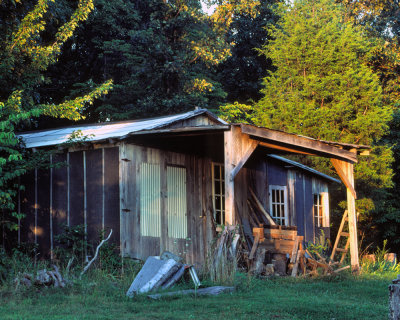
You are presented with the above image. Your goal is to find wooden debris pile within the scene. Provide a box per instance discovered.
[289,236,350,277]
[15,265,67,288]
[237,189,351,277]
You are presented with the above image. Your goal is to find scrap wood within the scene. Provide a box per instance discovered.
[248,233,260,260]
[247,199,262,227]
[333,265,350,273]
[249,187,276,226]
[235,201,253,251]
[147,286,235,300]
[290,236,300,264]
[16,266,67,289]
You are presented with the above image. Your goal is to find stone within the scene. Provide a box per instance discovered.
[126,256,181,297]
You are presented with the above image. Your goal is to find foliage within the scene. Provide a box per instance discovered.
[41,0,231,122]
[306,230,330,258]
[217,0,281,104]
[0,0,112,237]
[361,240,400,274]
[241,0,395,252]
[53,224,89,268]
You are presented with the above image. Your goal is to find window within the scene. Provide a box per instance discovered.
[314,193,324,227]
[140,163,161,237]
[269,185,288,226]
[167,166,187,238]
[212,163,225,225]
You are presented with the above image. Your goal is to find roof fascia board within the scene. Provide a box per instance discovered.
[240,124,357,163]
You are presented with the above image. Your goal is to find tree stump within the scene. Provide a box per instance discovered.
[389,275,400,320]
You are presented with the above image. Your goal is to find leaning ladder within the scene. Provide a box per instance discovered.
[330,210,359,264]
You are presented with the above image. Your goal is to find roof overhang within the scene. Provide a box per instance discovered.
[238,124,366,163]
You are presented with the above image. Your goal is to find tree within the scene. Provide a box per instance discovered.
[40,0,231,122]
[0,0,112,238]
[217,0,280,104]
[241,0,394,249]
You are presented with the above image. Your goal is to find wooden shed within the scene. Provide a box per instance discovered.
[16,109,368,269]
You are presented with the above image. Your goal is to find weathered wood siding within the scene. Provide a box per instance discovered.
[18,147,120,257]
[233,156,331,244]
[119,142,214,266]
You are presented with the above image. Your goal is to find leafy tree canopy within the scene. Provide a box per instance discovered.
[0,0,112,231]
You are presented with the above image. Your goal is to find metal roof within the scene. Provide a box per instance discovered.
[267,154,341,184]
[18,109,227,148]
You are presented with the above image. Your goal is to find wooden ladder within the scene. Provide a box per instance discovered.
[330,210,358,264]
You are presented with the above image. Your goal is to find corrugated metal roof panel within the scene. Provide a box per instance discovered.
[267,154,341,184]
[18,109,227,148]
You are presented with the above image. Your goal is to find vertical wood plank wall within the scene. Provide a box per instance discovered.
[18,147,120,257]
[119,143,214,266]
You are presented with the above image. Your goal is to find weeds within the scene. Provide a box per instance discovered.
[361,240,400,274]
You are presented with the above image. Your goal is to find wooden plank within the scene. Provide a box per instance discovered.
[290,236,300,264]
[230,141,259,181]
[247,200,261,227]
[52,153,68,239]
[36,167,50,258]
[104,147,120,245]
[330,210,348,261]
[248,233,260,260]
[258,239,295,254]
[264,228,297,241]
[331,159,357,199]
[249,187,276,225]
[69,151,84,227]
[241,124,358,163]
[86,149,103,244]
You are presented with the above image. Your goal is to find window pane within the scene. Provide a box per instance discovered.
[215,196,221,210]
[214,164,220,177]
[215,181,221,194]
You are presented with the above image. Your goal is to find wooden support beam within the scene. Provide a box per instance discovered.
[230,141,259,181]
[259,141,315,156]
[331,159,357,199]
[241,124,358,163]
[224,126,256,226]
[331,158,359,272]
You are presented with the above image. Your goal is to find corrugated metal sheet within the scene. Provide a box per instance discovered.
[140,163,161,237]
[18,109,227,148]
[167,166,187,239]
[267,154,340,184]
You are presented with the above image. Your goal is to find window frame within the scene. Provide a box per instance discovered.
[211,162,225,225]
[268,185,288,226]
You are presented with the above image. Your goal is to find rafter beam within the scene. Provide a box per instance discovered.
[240,124,358,163]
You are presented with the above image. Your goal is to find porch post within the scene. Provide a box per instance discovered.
[346,161,359,272]
[331,158,359,271]
[224,125,258,226]
[224,127,236,226]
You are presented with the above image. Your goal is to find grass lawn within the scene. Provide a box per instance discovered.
[0,271,395,320]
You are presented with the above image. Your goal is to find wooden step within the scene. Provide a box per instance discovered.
[340,232,350,237]
[335,248,348,253]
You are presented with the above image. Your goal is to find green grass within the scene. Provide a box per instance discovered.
[0,271,395,320]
